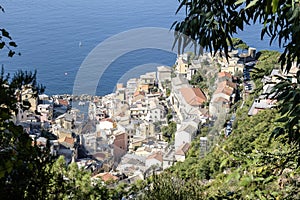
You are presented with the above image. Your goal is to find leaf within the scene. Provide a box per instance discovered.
[276,116,289,123]
[271,127,285,139]
[0,6,5,12]
[254,177,265,182]
[272,0,279,13]
[1,29,12,40]
[176,0,188,14]
[263,175,275,184]
[8,50,15,57]
[245,0,259,10]
[0,41,5,49]
[9,41,17,47]
[240,176,252,186]
[235,0,246,5]
[220,158,228,169]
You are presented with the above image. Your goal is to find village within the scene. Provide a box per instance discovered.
[13,47,299,184]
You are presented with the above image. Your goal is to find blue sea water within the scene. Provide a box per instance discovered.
[0,0,281,96]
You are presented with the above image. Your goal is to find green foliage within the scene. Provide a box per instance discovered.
[137,64,300,198]
[11,70,46,96]
[166,113,172,123]
[139,107,300,199]
[270,71,300,148]
[0,68,112,199]
[138,172,203,200]
[231,38,249,51]
[173,0,300,71]
[0,8,19,57]
[176,16,295,156]
[161,121,177,143]
[0,68,53,199]
[189,71,208,89]
[47,156,111,200]
[166,87,171,97]
[250,50,280,95]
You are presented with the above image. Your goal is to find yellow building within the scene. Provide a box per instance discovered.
[21,85,38,112]
[175,54,189,77]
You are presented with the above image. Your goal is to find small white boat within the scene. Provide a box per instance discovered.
[79,41,82,47]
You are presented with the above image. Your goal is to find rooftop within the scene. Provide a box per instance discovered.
[214,81,236,96]
[172,75,189,88]
[180,87,207,106]
[58,136,74,146]
[146,151,163,162]
[175,143,190,156]
[178,123,198,134]
[218,71,232,79]
[93,172,118,182]
[157,65,172,72]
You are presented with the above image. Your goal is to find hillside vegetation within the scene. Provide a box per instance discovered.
[132,51,300,199]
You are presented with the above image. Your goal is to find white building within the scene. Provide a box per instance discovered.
[37,104,53,122]
[157,66,172,92]
[145,151,163,169]
[175,143,190,162]
[146,100,166,123]
[174,118,199,149]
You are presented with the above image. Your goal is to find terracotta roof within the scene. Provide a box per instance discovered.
[180,87,207,106]
[58,136,74,146]
[175,143,191,156]
[57,99,69,106]
[100,118,113,123]
[225,80,237,89]
[133,90,145,97]
[214,97,230,103]
[94,172,118,182]
[218,71,232,78]
[146,151,163,162]
[214,81,236,96]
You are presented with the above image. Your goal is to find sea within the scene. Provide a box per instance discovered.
[0,0,281,96]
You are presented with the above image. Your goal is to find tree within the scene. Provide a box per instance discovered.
[161,121,177,143]
[138,172,203,200]
[0,5,54,198]
[0,67,112,199]
[231,38,249,52]
[47,156,110,200]
[0,68,53,199]
[10,70,45,95]
[173,0,300,147]
[189,71,208,89]
[0,6,112,199]
[173,0,299,71]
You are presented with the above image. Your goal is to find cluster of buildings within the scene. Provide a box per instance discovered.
[248,63,299,116]
[14,89,81,163]
[78,60,210,181]
[15,47,273,184]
